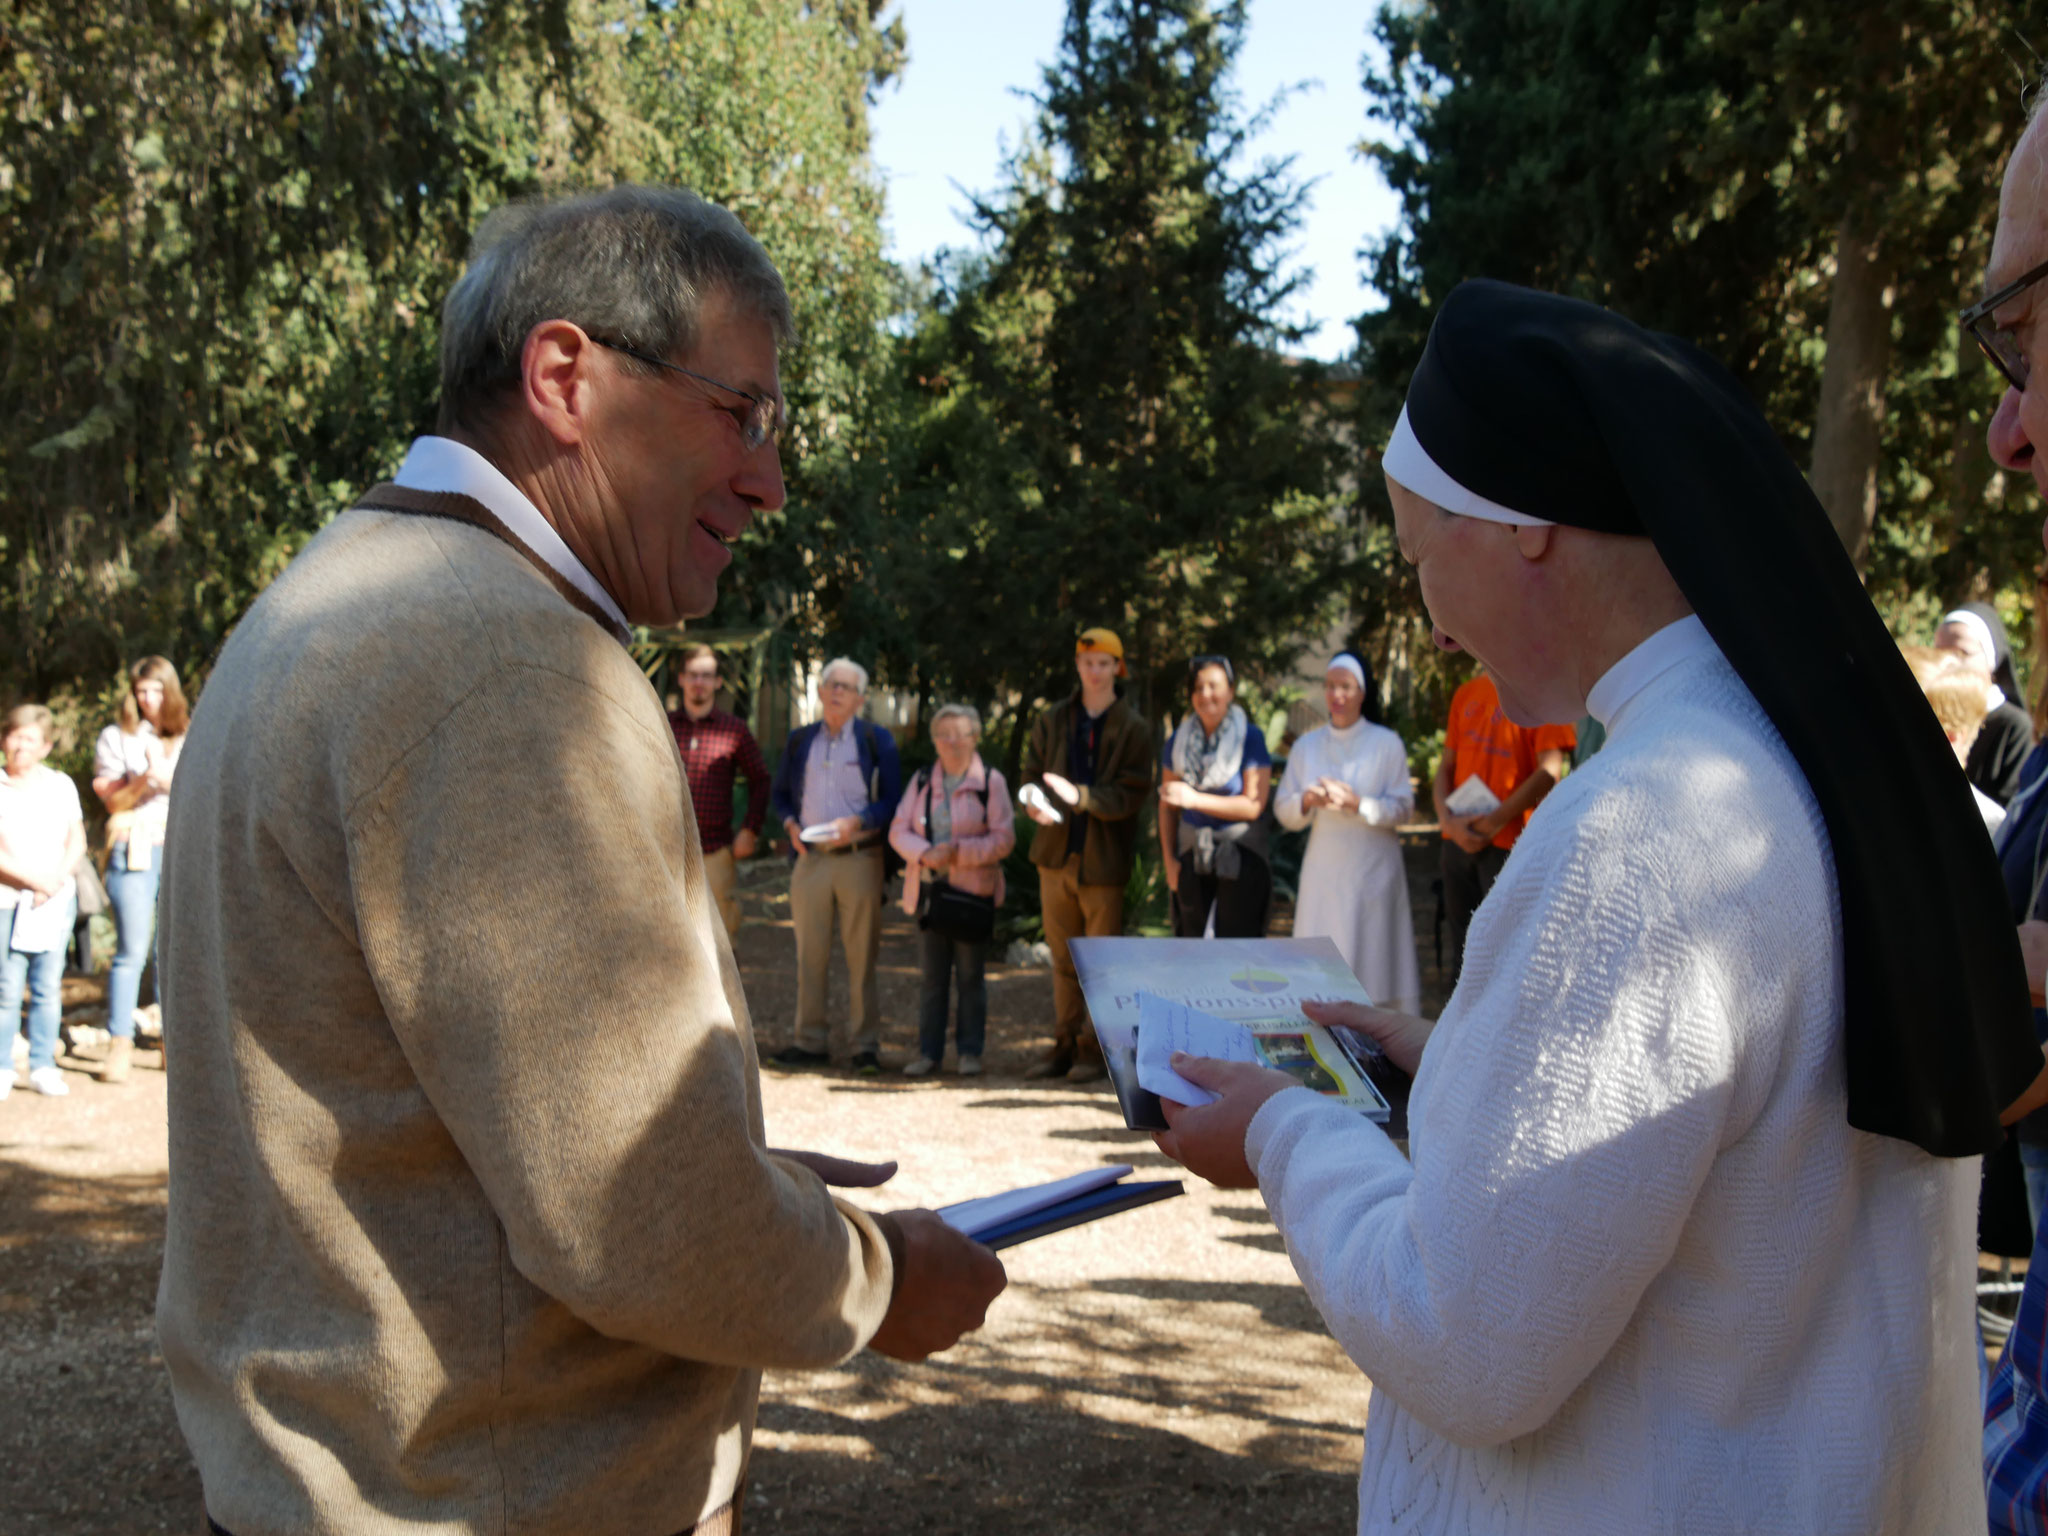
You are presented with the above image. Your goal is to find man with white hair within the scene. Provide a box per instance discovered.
[1155,278,2038,1532]
[156,187,1002,1536]
[768,655,902,1073]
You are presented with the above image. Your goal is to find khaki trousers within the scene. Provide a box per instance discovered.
[1038,856,1124,1060]
[790,845,883,1055]
[704,846,742,938]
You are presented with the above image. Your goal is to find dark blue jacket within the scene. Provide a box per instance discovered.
[769,717,903,846]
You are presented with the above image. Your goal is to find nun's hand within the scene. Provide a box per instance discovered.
[1304,999,1434,1078]
[1152,1054,1300,1189]
[1321,778,1360,813]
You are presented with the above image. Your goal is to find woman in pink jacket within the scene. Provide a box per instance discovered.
[889,703,1015,1077]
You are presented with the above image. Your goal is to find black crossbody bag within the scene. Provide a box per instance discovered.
[914,769,997,944]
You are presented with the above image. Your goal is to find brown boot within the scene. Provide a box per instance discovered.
[1023,1048,1074,1080]
[98,1036,133,1085]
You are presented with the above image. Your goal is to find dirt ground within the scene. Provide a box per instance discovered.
[0,833,1454,1536]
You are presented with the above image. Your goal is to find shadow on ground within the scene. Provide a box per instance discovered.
[0,1157,200,1535]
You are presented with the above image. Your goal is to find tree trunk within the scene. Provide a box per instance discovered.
[1809,210,1895,571]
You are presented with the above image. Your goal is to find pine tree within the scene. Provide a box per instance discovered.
[901,0,1352,735]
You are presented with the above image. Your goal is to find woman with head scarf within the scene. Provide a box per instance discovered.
[1936,602,2035,806]
[1151,280,2036,1535]
[1157,655,1273,938]
[1272,651,1420,1013]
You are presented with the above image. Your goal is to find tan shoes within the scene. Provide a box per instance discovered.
[98,1037,133,1085]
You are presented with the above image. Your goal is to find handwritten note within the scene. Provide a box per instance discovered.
[1135,991,1260,1107]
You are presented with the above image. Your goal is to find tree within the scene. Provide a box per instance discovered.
[1354,0,2045,707]
[0,0,909,743]
[892,0,1353,749]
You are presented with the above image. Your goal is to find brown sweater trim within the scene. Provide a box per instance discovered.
[212,1494,737,1536]
[355,482,634,647]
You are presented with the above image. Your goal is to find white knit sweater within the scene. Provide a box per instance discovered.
[1246,636,1984,1535]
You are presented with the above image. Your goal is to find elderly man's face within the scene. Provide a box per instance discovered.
[586,290,787,624]
[819,670,863,730]
[1986,115,2048,532]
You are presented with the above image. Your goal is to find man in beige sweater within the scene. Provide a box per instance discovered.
[156,187,1005,1536]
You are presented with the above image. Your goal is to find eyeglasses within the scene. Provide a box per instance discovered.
[589,336,784,452]
[1960,257,2048,391]
[1188,653,1235,683]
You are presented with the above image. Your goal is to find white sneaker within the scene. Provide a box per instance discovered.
[27,1066,69,1097]
[901,1056,939,1078]
[957,1054,983,1077]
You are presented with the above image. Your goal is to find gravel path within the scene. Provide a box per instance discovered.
[0,840,1454,1534]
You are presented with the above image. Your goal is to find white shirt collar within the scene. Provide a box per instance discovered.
[1585,615,1718,731]
[392,436,630,636]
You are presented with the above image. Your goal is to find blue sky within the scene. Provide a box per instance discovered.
[867,1,1400,361]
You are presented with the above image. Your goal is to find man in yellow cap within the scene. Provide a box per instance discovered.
[1018,627,1155,1079]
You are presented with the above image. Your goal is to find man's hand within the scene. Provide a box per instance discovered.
[784,818,809,858]
[869,1209,1007,1362]
[921,842,955,869]
[2021,920,2048,1007]
[1153,1055,1301,1188]
[1024,796,1062,827]
[1303,998,1434,1077]
[1042,771,1081,807]
[1441,813,1490,855]
[767,1149,899,1187]
[1300,784,1329,811]
[828,815,864,848]
[733,828,758,861]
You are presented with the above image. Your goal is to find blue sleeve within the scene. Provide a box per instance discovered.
[1244,724,1272,768]
[862,725,904,833]
[768,728,803,828]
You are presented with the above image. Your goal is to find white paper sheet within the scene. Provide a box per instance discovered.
[8,879,73,954]
[1443,774,1502,817]
[1134,991,1260,1107]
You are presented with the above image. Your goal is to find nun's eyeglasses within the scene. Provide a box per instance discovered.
[1960,257,2048,391]
[588,336,784,452]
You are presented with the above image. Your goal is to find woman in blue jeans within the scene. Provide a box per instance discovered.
[0,704,86,1098]
[90,657,189,1084]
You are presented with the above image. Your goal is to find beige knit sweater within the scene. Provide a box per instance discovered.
[156,493,898,1536]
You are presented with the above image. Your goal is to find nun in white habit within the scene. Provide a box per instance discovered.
[1151,280,2041,1535]
[1274,651,1421,1013]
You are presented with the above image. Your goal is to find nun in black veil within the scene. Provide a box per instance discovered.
[1153,279,2039,1534]
[1939,600,2036,805]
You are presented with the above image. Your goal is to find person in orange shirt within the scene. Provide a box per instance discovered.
[1433,669,1575,983]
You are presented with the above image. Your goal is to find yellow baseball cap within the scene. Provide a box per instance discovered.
[1076,627,1126,676]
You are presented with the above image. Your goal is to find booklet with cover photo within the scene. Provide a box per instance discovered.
[1067,936,1405,1134]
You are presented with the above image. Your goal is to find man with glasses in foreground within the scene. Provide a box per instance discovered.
[155,187,1004,1536]
[1964,94,2048,1534]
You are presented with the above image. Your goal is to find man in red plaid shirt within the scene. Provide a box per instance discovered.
[668,643,770,936]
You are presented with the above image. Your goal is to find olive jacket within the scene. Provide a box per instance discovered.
[1021,692,1155,889]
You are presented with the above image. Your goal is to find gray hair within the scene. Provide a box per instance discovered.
[437,185,796,435]
[821,656,869,695]
[930,702,982,738]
